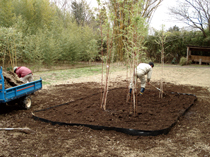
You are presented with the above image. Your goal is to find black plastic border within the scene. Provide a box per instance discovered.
[32,89,197,136]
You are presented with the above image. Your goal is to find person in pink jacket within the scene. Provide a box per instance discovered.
[14,66,33,83]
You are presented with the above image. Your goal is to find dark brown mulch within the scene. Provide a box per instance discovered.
[34,82,197,131]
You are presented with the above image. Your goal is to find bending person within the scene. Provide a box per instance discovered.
[129,62,154,95]
[14,66,33,83]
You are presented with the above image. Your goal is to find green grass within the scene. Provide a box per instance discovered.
[33,64,126,84]
[42,81,51,85]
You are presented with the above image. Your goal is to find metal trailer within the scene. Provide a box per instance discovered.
[0,67,42,109]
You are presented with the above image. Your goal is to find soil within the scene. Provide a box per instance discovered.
[34,82,197,132]
[2,71,23,88]
[0,65,210,156]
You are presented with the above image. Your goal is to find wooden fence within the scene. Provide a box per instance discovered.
[189,55,210,64]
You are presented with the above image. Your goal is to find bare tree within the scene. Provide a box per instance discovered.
[71,0,95,26]
[142,0,164,24]
[169,0,210,38]
[50,0,72,10]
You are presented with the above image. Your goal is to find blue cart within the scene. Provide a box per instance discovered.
[0,67,42,109]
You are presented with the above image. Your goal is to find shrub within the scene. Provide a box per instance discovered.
[179,57,187,66]
[179,57,191,66]
[171,57,176,64]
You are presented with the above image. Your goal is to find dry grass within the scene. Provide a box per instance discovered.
[34,63,210,92]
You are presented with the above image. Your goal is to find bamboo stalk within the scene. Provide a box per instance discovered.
[104,64,110,110]
[2,49,6,68]
[101,25,110,110]
[11,42,14,68]
[159,31,164,98]
[99,5,104,109]
[14,39,17,66]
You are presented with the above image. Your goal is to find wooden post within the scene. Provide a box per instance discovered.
[187,47,189,61]
[199,59,202,65]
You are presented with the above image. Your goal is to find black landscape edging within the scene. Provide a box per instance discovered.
[32,115,171,136]
[32,89,197,136]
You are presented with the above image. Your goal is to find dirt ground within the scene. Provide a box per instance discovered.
[34,82,197,132]
[0,65,210,156]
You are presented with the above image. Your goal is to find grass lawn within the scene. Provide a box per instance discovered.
[33,63,127,85]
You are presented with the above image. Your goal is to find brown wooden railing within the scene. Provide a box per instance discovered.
[189,55,210,63]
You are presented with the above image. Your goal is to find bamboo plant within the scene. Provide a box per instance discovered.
[97,0,148,114]
[155,26,170,98]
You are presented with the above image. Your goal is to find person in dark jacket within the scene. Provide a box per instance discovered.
[14,66,33,83]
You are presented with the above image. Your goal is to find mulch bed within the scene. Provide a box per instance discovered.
[33,82,197,132]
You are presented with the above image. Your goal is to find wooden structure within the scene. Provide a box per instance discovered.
[187,46,210,65]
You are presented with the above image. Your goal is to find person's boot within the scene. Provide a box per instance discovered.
[139,87,145,95]
[129,88,132,94]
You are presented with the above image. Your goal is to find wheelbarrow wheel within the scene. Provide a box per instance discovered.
[20,96,32,110]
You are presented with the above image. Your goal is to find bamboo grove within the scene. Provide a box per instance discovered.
[97,0,161,112]
[0,0,100,70]
[1,0,209,71]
